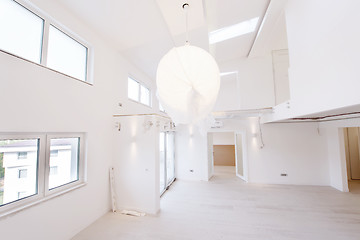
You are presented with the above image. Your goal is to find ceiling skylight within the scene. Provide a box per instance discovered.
[209,17,259,45]
[220,71,237,77]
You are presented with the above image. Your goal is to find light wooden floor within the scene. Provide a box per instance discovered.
[73,166,360,240]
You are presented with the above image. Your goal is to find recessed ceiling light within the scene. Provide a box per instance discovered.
[209,17,259,45]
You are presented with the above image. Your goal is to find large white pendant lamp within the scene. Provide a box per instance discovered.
[156,3,220,124]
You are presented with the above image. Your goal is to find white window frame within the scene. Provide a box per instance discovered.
[45,133,85,196]
[0,0,92,84]
[128,76,151,107]
[0,133,86,217]
[0,134,45,215]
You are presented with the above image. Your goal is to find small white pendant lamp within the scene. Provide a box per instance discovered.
[156,3,220,124]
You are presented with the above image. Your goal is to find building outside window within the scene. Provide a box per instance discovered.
[0,134,85,215]
[17,152,27,159]
[18,169,28,179]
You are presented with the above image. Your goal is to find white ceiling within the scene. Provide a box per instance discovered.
[53,0,286,80]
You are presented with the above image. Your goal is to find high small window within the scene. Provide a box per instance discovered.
[0,0,90,83]
[128,77,140,101]
[0,0,44,63]
[47,26,88,81]
[128,77,151,106]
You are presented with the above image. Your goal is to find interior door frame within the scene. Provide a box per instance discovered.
[207,132,214,180]
[235,131,248,182]
[207,130,248,182]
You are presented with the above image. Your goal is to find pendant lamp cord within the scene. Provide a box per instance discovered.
[183,3,189,45]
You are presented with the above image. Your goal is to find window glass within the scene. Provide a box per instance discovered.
[0,0,44,63]
[47,25,87,81]
[18,169,28,178]
[48,137,79,190]
[17,152,27,159]
[166,132,175,184]
[140,85,150,106]
[0,139,39,206]
[159,132,165,194]
[128,77,140,101]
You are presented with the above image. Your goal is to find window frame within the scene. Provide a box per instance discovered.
[0,134,45,215]
[45,133,85,196]
[127,76,151,107]
[0,133,86,217]
[0,0,92,84]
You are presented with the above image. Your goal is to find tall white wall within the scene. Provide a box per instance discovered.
[0,0,159,238]
[175,125,208,181]
[113,116,160,214]
[213,73,239,111]
[285,0,360,117]
[325,128,349,192]
[219,55,275,110]
[248,122,329,185]
[176,119,330,186]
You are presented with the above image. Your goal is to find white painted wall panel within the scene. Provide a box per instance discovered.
[285,0,360,117]
[212,132,235,145]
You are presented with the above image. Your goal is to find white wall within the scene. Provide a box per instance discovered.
[213,73,240,111]
[248,121,329,185]
[0,0,160,238]
[325,128,349,192]
[212,132,234,145]
[176,118,330,186]
[175,125,208,181]
[219,55,275,110]
[284,0,360,117]
[112,116,160,215]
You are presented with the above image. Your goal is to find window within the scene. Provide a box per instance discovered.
[49,166,58,176]
[47,26,88,81]
[209,17,259,44]
[48,137,79,190]
[0,0,90,82]
[50,150,58,157]
[0,0,44,63]
[18,169,28,178]
[159,132,175,196]
[140,85,150,106]
[17,152,27,159]
[128,77,151,106]
[0,133,85,217]
[17,192,26,199]
[128,77,139,101]
[0,138,39,206]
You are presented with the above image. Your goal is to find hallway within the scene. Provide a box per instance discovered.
[73,167,360,240]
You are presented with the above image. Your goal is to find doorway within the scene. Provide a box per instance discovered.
[344,127,360,193]
[207,131,247,181]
